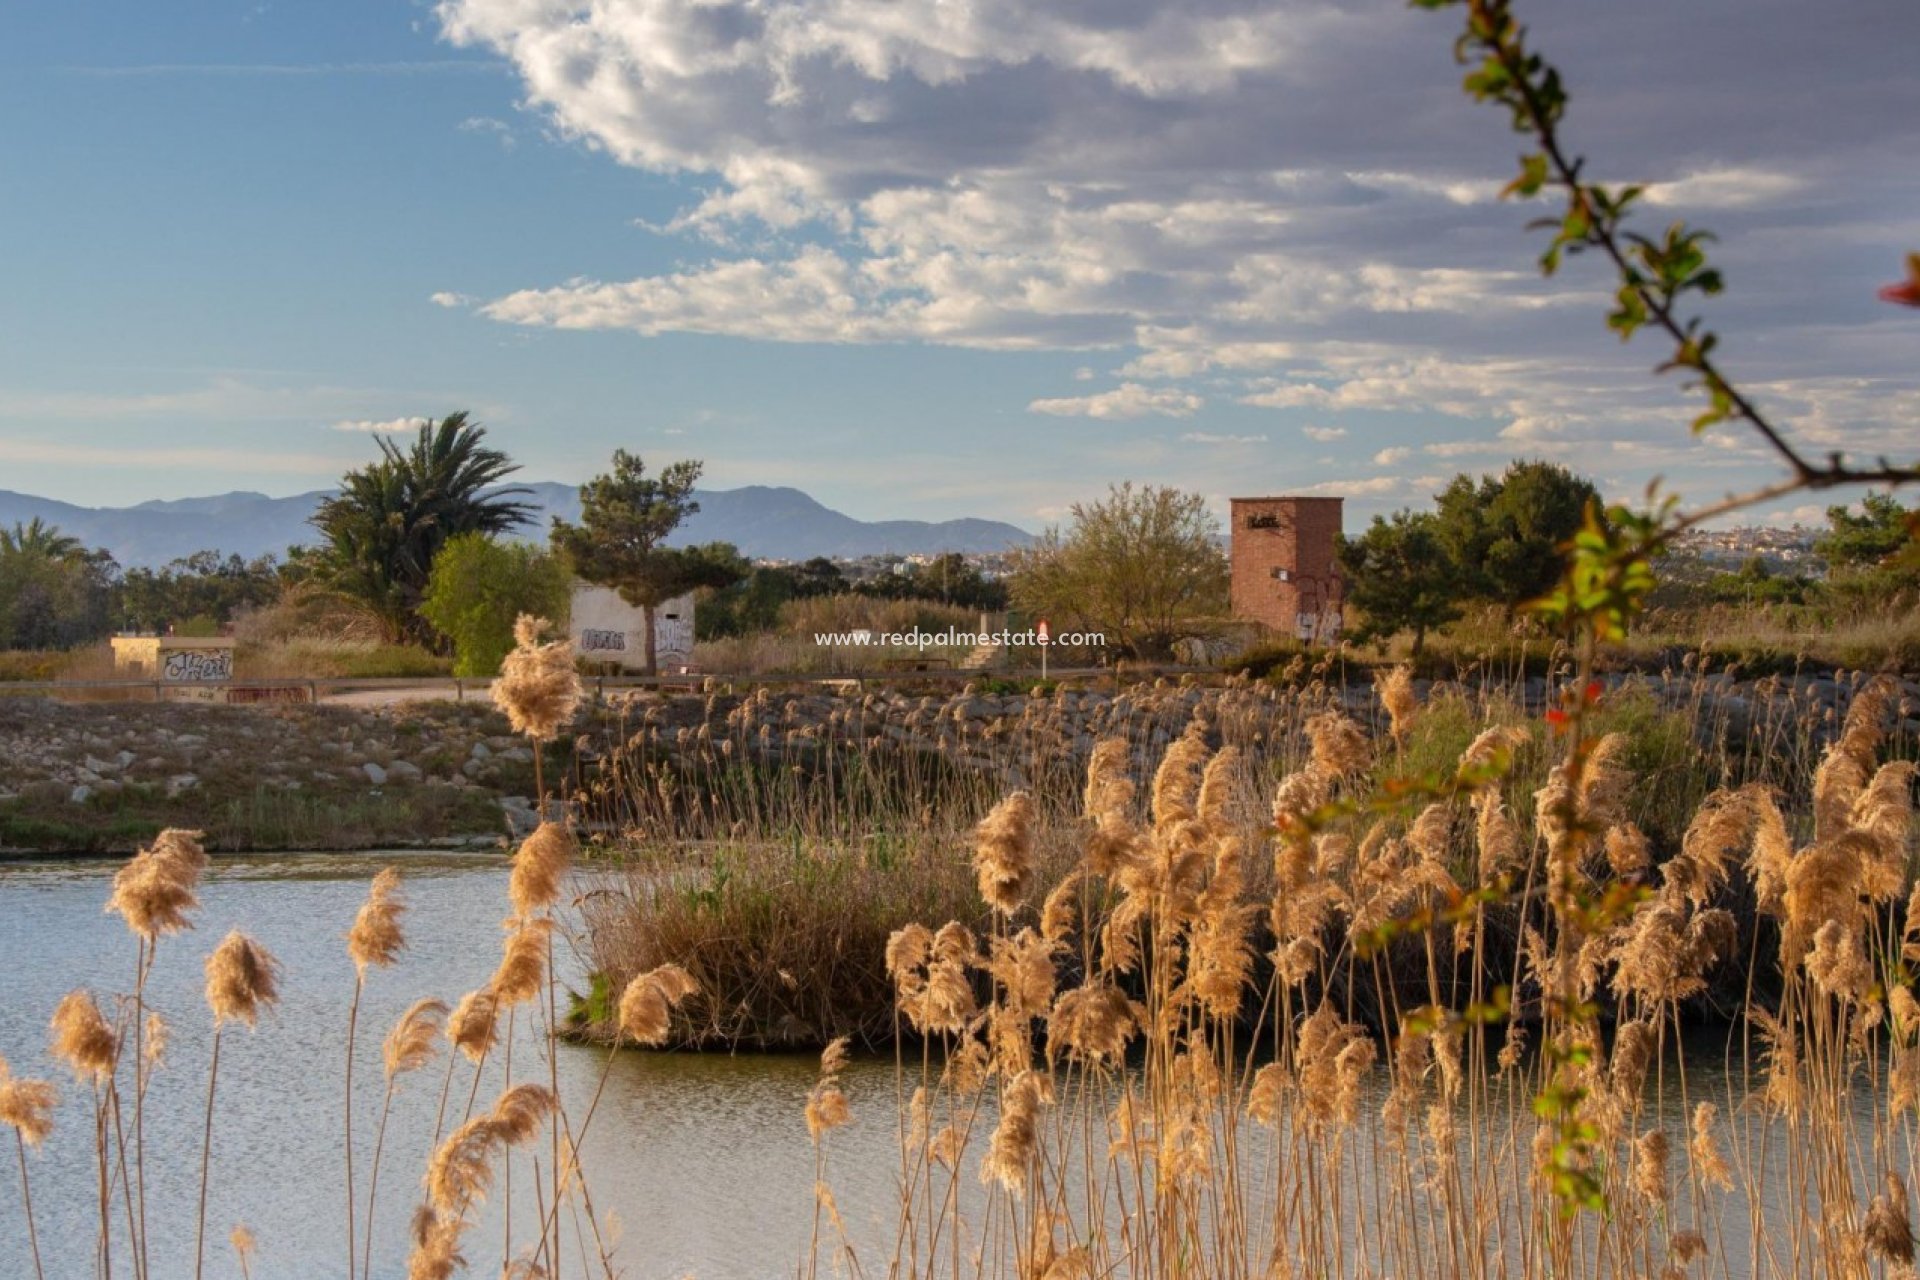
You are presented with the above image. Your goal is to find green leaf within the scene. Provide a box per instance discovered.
[1502,152,1550,199]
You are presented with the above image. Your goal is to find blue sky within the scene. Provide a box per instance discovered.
[2,0,1915,533]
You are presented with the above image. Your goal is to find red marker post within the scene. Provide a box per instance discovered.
[1037,618,1050,681]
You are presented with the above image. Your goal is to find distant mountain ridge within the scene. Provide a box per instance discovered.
[0,483,1033,568]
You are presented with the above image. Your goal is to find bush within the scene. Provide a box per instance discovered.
[1223,638,1309,680]
[419,533,572,677]
[574,831,1076,1049]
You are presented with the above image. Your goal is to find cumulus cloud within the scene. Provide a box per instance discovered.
[1030,383,1203,420]
[1302,425,1347,442]
[429,291,475,308]
[437,0,1920,513]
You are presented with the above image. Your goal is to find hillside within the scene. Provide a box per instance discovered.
[0,483,1033,567]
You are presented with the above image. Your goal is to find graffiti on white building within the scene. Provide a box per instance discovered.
[567,583,696,671]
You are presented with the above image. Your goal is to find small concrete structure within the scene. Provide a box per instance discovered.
[110,635,238,701]
[1228,496,1345,644]
[567,583,696,672]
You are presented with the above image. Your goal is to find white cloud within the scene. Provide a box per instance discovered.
[457,115,516,148]
[331,416,432,433]
[1642,167,1803,209]
[1029,383,1204,420]
[435,0,1918,519]
[430,291,476,308]
[1181,431,1269,445]
[1373,446,1413,466]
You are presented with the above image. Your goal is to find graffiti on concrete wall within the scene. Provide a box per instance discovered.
[162,649,232,682]
[579,629,628,653]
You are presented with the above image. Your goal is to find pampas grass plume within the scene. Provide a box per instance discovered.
[205,930,281,1028]
[0,1055,57,1146]
[973,791,1038,916]
[384,998,449,1080]
[491,916,551,1008]
[1377,665,1417,745]
[493,615,583,743]
[49,990,117,1082]
[348,866,407,975]
[618,964,699,1046]
[448,988,501,1062]
[107,827,207,941]
[509,822,576,919]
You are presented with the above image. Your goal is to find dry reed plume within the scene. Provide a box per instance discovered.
[493,615,583,744]
[6,661,1919,1280]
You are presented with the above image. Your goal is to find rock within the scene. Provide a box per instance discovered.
[500,796,539,838]
[386,760,424,784]
[85,755,119,776]
[69,784,92,805]
[469,741,492,760]
[361,762,388,786]
[165,774,199,797]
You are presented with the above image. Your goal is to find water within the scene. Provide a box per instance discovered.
[0,851,908,1280]
[0,854,1895,1279]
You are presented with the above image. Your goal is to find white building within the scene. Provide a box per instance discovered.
[567,583,696,672]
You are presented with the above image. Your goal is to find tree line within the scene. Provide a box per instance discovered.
[6,419,1908,668]
[0,415,1008,674]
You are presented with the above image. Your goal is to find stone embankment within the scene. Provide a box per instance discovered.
[2,666,1912,849]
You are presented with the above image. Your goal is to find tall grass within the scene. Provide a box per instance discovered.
[1,641,1916,1278]
[793,671,1920,1279]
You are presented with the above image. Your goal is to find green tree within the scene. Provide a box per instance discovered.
[418,533,574,677]
[1434,461,1598,611]
[551,453,744,674]
[1337,510,1465,656]
[0,518,82,562]
[1815,492,1914,568]
[309,413,534,643]
[1008,482,1227,660]
[118,551,282,634]
[859,552,1008,611]
[0,523,117,649]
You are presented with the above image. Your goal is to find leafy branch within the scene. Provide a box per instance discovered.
[1416,0,1919,506]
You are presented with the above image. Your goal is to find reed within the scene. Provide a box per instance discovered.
[0,639,1916,1278]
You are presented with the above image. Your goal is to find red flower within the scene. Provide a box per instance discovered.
[1545,707,1568,728]
[1882,253,1920,308]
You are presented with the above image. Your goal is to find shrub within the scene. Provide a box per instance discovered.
[418,533,572,677]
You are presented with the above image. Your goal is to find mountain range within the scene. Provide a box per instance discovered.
[0,483,1034,568]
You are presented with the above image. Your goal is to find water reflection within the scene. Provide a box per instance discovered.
[0,852,905,1280]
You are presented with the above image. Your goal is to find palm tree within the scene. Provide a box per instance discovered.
[0,518,84,562]
[311,413,534,643]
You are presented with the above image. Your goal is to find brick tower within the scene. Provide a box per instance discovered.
[1229,496,1345,643]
